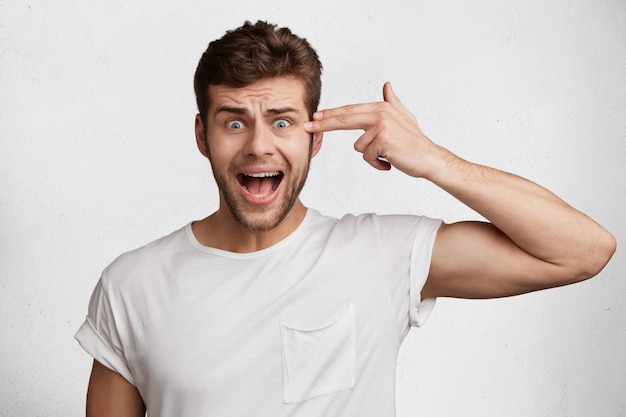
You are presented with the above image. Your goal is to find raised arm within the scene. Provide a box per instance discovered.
[422,158,615,299]
[304,83,616,299]
[86,360,146,417]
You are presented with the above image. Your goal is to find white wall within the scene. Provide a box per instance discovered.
[1,1,624,415]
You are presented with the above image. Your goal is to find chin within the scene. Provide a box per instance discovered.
[231,206,291,232]
[237,216,286,232]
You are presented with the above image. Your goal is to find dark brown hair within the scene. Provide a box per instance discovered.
[194,21,323,126]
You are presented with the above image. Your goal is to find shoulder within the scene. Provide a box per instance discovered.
[335,212,436,234]
[101,224,190,286]
[309,209,439,241]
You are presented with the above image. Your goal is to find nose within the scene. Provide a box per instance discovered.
[243,126,276,157]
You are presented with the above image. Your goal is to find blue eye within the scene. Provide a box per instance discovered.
[274,119,290,129]
[227,120,244,129]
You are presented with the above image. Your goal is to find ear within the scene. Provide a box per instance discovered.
[310,131,323,158]
[195,114,209,158]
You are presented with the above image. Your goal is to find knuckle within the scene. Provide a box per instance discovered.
[379,116,389,128]
[377,134,389,147]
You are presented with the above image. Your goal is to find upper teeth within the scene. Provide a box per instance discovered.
[246,172,280,178]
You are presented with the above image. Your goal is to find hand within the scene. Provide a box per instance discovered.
[304,82,447,179]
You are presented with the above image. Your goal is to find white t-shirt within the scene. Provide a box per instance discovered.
[75,209,442,416]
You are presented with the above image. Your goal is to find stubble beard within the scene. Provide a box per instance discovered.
[208,143,313,232]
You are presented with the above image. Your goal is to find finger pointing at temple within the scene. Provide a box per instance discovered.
[303,82,441,177]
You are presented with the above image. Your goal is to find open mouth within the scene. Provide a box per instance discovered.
[237,171,284,197]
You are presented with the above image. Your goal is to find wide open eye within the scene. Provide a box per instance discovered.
[227,120,245,130]
[273,119,291,129]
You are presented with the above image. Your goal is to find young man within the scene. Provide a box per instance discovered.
[76,21,616,416]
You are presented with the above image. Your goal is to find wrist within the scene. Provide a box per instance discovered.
[420,145,466,186]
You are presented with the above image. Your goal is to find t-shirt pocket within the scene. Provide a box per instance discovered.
[280,303,356,404]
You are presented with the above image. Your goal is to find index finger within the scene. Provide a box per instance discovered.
[303,102,382,133]
[314,102,381,120]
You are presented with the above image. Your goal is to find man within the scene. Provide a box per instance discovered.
[75,21,616,416]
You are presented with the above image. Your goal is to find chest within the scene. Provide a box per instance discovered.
[124,245,403,412]
[120,239,399,415]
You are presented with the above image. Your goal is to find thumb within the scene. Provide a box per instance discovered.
[382,81,399,104]
[383,82,416,123]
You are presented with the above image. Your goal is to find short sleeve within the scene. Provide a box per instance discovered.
[74,278,136,385]
[408,217,442,327]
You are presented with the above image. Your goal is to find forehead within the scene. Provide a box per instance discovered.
[208,77,307,114]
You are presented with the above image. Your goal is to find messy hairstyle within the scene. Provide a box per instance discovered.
[193,20,323,126]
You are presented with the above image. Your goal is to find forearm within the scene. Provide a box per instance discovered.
[428,146,616,279]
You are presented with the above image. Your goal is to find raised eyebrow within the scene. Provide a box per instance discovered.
[265,107,299,117]
[215,106,248,116]
[215,106,299,117]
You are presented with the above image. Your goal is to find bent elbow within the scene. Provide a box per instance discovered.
[593,230,617,274]
[575,229,617,281]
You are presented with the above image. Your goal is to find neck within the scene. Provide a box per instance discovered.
[191,200,308,253]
